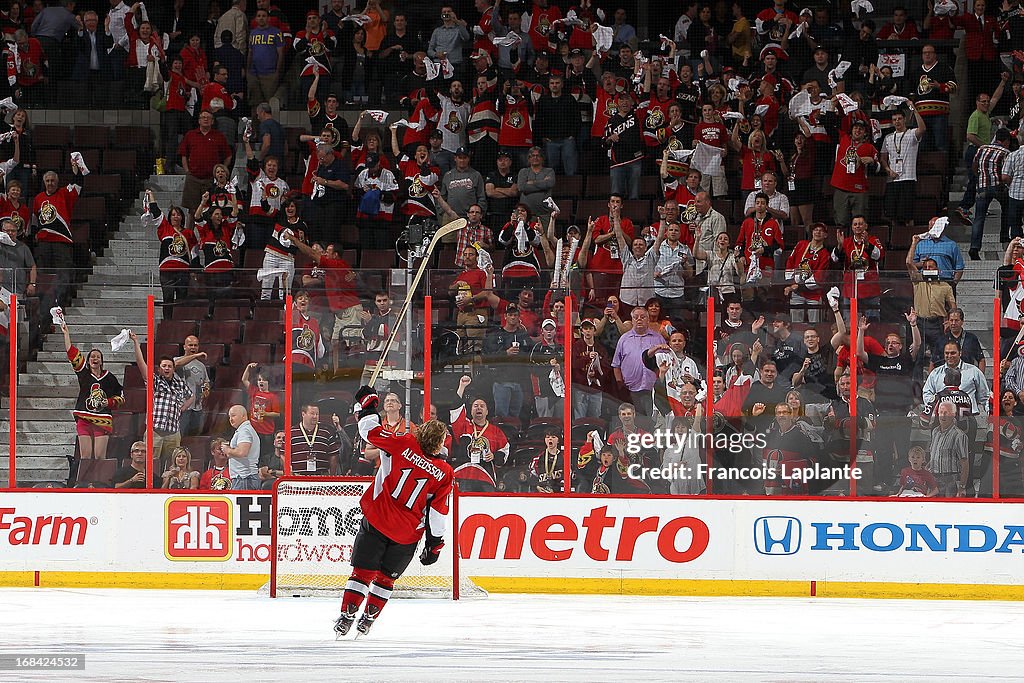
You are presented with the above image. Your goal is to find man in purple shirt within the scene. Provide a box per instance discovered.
[612,307,664,416]
[247,8,285,111]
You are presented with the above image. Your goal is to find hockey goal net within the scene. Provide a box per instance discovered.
[266,477,486,599]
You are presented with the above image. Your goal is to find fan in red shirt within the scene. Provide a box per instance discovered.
[449,246,492,341]
[526,0,562,51]
[241,363,281,450]
[585,194,635,302]
[293,238,362,372]
[736,193,783,275]
[0,176,30,238]
[830,119,877,226]
[831,216,885,317]
[784,222,831,320]
[335,387,453,638]
[449,374,510,492]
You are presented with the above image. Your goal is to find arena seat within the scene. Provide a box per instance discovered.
[73,125,112,150]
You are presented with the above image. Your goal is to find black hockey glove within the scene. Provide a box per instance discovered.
[419,534,445,566]
[354,385,379,419]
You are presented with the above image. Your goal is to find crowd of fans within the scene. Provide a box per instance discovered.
[3,0,1024,499]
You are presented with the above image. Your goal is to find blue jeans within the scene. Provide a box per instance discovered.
[492,381,523,418]
[545,137,578,176]
[1008,197,1024,239]
[972,186,1010,248]
[922,114,949,152]
[960,144,978,211]
[573,389,602,419]
[610,161,641,199]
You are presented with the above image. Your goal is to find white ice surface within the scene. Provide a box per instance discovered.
[0,589,1022,682]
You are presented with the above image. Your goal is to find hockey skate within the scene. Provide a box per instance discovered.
[355,606,379,638]
[334,607,358,639]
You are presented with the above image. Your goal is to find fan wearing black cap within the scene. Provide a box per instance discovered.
[438,146,487,218]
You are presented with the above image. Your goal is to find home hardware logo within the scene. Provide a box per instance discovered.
[164,497,233,561]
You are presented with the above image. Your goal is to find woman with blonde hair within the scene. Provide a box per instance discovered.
[162,446,199,489]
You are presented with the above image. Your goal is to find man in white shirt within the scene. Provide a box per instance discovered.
[743,171,790,226]
[224,404,261,490]
[880,103,926,228]
[652,223,694,322]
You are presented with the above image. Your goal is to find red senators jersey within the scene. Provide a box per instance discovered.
[498,98,533,147]
[785,241,830,301]
[527,2,562,51]
[200,81,236,114]
[403,98,440,150]
[588,215,635,274]
[197,217,238,273]
[468,97,499,144]
[830,132,877,193]
[0,194,29,236]
[832,235,884,299]
[358,413,455,545]
[398,157,440,217]
[449,404,510,488]
[166,71,190,112]
[141,205,197,271]
[33,174,82,244]
[591,85,622,138]
[291,309,326,368]
[294,28,336,76]
[737,215,783,271]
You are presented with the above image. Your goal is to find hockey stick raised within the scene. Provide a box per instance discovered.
[368,217,467,386]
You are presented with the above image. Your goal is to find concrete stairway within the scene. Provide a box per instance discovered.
[944,164,1001,375]
[0,175,188,485]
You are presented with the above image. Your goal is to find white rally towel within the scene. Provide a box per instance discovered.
[492,32,522,48]
[110,328,131,352]
[788,23,805,39]
[933,0,956,15]
[727,77,748,92]
[278,228,293,248]
[592,24,614,53]
[919,216,948,240]
[543,197,561,214]
[364,109,389,124]
[755,104,770,116]
[851,0,874,16]
[70,151,91,176]
[721,111,745,121]
[0,231,14,247]
[50,306,66,327]
[826,287,841,310]
[669,148,695,161]
[0,96,16,113]
[788,90,813,118]
[835,93,859,114]
[882,95,909,109]
[256,267,289,281]
[240,116,253,141]
[827,61,851,89]
[305,55,330,76]
[231,224,246,248]
[341,13,372,25]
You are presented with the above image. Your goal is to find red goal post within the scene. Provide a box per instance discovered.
[266,476,485,599]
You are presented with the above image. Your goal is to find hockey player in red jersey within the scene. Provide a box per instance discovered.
[334,385,455,638]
